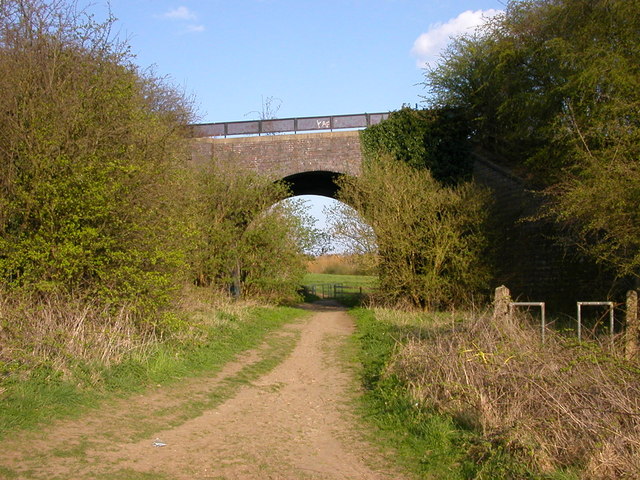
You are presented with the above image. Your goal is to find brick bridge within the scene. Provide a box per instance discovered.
[188,113,388,197]
[188,112,618,311]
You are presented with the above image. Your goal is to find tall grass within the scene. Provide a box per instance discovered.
[0,286,304,437]
[388,309,640,478]
[350,307,538,479]
[0,292,155,377]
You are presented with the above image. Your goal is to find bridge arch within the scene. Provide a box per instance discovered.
[188,114,380,253]
[282,171,343,198]
[190,130,364,190]
[189,113,392,199]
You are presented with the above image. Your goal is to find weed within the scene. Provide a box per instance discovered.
[95,470,172,480]
[350,307,576,479]
[388,308,640,478]
[0,466,19,479]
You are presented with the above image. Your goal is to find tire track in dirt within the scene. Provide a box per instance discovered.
[0,302,408,479]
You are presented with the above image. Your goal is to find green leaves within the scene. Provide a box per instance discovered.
[353,105,489,309]
[337,155,489,309]
[0,0,194,312]
[425,0,640,279]
[188,160,308,303]
[360,106,473,185]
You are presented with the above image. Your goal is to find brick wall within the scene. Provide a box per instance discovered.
[473,153,619,312]
[190,130,363,179]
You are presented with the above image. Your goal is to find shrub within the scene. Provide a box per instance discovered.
[0,0,194,312]
[360,106,473,185]
[425,0,640,280]
[337,155,490,309]
[188,159,307,303]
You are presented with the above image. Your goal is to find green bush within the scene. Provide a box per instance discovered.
[188,160,308,303]
[337,156,489,309]
[0,1,194,312]
[425,0,640,279]
[360,106,473,185]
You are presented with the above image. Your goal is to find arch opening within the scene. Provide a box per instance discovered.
[281,170,343,198]
[279,193,377,259]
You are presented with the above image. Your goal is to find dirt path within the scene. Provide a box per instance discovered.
[0,303,407,480]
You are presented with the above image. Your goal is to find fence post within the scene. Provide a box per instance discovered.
[625,290,639,360]
[493,285,511,323]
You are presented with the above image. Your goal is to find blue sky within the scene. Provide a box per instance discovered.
[101,0,506,243]
[104,0,505,122]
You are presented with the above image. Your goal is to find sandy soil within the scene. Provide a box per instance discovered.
[0,302,408,480]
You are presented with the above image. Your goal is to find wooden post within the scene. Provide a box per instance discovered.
[493,285,511,323]
[625,290,639,360]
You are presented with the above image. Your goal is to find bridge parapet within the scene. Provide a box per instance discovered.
[189,112,389,138]
[191,130,363,182]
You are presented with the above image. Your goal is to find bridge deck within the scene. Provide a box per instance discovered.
[189,112,389,138]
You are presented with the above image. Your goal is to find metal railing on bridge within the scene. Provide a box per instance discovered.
[188,112,390,138]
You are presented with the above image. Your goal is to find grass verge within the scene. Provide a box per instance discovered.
[389,309,640,479]
[302,272,377,290]
[302,273,377,307]
[349,307,572,480]
[0,303,305,439]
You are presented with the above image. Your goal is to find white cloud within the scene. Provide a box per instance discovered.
[162,6,197,21]
[186,24,206,33]
[411,9,501,68]
[157,6,205,34]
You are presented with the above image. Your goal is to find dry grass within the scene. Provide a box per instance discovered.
[388,310,640,478]
[0,285,257,379]
[0,292,156,377]
[306,254,373,275]
[176,284,257,321]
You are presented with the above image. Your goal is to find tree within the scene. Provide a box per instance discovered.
[0,0,195,312]
[189,159,308,303]
[245,95,282,136]
[240,200,309,302]
[337,155,489,309]
[245,95,282,121]
[425,0,640,279]
[360,106,473,185]
[322,200,378,273]
[281,197,333,257]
